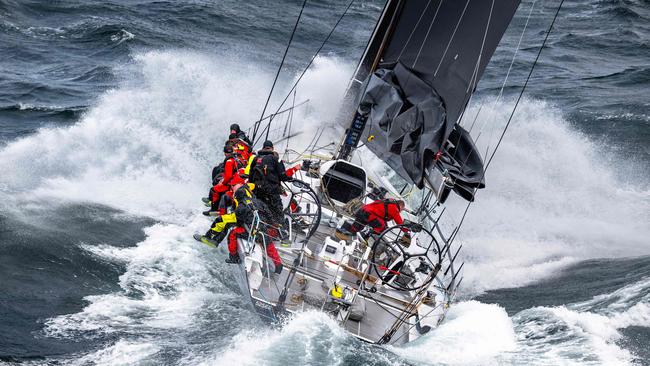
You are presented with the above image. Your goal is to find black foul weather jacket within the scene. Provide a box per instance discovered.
[249,149,290,195]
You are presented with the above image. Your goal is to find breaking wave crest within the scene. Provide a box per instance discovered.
[451,98,650,295]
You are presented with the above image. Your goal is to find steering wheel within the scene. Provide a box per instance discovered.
[370,224,442,291]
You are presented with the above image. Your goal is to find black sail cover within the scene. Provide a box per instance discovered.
[359,0,520,201]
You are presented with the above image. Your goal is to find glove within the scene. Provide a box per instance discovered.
[407,222,423,233]
[399,232,412,246]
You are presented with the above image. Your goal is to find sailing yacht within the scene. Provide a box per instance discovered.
[226,0,521,345]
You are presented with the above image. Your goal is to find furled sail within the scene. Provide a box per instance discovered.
[341,0,520,201]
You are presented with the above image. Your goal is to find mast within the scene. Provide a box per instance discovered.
[336,0,403,161]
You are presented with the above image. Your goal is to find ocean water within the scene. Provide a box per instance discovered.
[0,0,648,365]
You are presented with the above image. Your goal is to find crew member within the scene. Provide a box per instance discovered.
[231,137,251,162]
[248,140,291,224]
[350,199,407,235]
[197,184,283,273]
[229,123,252,146]
[205,145,243,215]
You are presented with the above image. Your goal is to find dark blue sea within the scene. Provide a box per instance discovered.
[1,0,649,365]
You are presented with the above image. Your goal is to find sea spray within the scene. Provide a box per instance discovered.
[447,99,650,296]
[1,48,647,366]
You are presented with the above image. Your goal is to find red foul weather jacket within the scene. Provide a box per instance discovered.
[362,200,404,226]
[220,158,245,186]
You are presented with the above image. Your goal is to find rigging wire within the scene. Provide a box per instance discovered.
[249,99,310,130]
[309,127,326,156]
[253,0,356,146]
[433,0,470,76]
[283,89,297,160]
[251,0,308,143]
[466,0,495,94]
[444,0,537,190]
[444,0,498,166]
[485,3,564,171]
[448,0,565,246]
[396,0,433,60]
[471,0,537,147]
[428,0,537,240]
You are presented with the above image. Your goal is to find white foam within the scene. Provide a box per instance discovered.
[256,55,353,156]
[0,51,352,221]
[1,46,648,364]
[574,276,650,313]
[44,220,232,338]
[549,306,634,365]
[447,99,650,295]
[503,275,650,366]
[509,304,642,366]
[69,339,160,366]
[391,301,516,365]
[110,29,135,44]
[196,311,350,366]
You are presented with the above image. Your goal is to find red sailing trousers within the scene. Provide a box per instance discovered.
[211,183,230,203]
[227,226,281,266]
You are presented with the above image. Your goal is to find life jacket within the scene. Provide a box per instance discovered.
[243,153,256,178]
[381,199,399,222]
[212,152,233,183]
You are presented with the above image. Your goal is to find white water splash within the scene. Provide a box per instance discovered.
[0,48,648,366]
[450,99,650,295]
[391,301,517,365]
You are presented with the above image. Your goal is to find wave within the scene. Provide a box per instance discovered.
[0,50,351,219]
[514,275,650,365]
[2,50,352,363]
[391,301,517,365]
[0,45,647,364]
[449,98,650,295]
[0,103,86,113]
[391,273,650,366]
[580,66,650,86]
